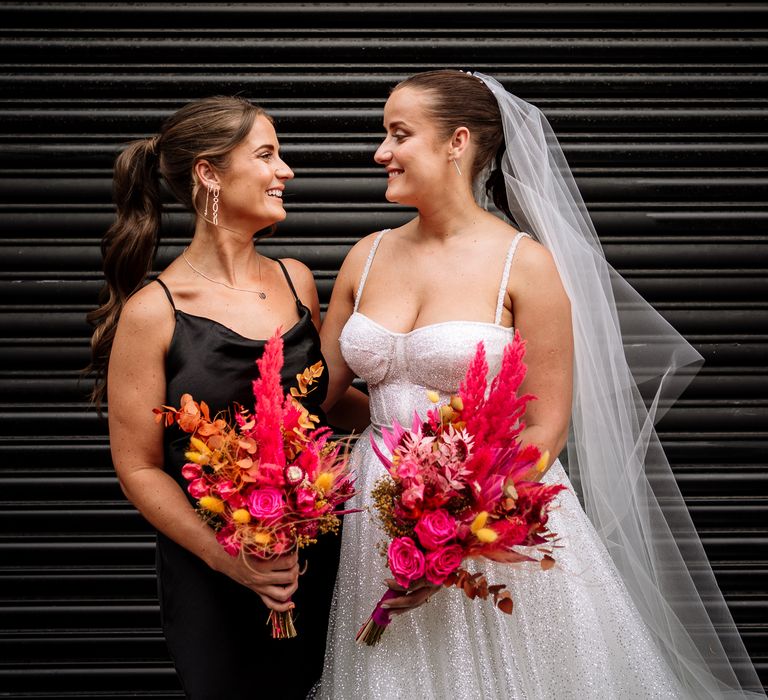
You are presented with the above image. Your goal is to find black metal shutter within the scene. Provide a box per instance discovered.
[1,3,765,696]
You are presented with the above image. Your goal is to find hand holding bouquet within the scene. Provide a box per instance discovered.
[357,332,565,646]
[155,331,356,638]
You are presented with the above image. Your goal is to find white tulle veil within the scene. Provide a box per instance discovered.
[472,71,764,699]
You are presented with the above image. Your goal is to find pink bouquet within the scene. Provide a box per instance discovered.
[356,332,566,646]
[155,332,356,639]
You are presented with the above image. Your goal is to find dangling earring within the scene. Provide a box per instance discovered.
[452,158,462,176]
[211,184,220,225]
[204,184,210,217]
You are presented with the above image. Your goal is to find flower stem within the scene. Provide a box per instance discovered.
[269,609,297,639]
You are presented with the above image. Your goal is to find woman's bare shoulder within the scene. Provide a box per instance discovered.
[118,280,176,335]
[278,257,316,292]
[514,234,557,273]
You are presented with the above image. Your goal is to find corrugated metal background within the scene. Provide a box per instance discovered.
[0,2,765,696]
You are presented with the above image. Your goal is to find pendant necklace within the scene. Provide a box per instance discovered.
[181,247,267,299]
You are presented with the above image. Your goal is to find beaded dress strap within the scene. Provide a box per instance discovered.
[494,231,530,325]
[353,229,390,312]
[154,278,176,311]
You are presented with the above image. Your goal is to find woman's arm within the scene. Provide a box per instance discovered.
[319,236,379,415]
[107,284,298,611]
[508,238,573,473]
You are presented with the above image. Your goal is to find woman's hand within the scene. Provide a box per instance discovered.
[216,550,300,612]
[380,577,441,615]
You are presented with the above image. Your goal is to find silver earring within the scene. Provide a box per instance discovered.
[211,184,220,225]
[204,185,209,216]
[452,158,462,176]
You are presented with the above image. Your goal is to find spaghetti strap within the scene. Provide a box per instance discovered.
[353,229,389,312]
[276,259,300,304]
[155,278,176,311]
[494,231,530,325]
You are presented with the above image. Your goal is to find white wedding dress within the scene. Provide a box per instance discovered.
[317,231,685,699]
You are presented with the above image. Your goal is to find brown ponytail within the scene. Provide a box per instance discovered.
[86,96,269,410]
[86,138,161,409]
[393,69,518,226]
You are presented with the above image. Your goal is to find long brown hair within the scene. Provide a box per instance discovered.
[86,96,269,409]
[393,70,515,221]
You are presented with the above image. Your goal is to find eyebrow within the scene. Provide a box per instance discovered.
[253,143,275,152]
[384,120,409,130]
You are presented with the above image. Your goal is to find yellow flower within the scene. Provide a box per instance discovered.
[314,472,334,495]
[535,450,550,473]
[475,527,498,543]
[231,508,251,524]
[450,395,464,412]
[198,496,225,513]
[439,405,455,422]
[252,530,272,545]
[470,511,489,533]
[189,436,211,454]
[184,450,209,465]
[426,390,440,403]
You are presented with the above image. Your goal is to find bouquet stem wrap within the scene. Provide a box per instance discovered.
[355,589,398,646]
[269,609,298,639]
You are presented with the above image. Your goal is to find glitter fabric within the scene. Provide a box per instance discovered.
[317,232,685,699]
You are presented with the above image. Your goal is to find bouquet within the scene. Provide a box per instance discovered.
[154,331,356,639]
[356,332,566,646]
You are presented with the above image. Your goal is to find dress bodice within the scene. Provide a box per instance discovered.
[340,229,528,431]
[340,312,515,430]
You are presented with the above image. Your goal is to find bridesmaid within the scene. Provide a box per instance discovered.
[87,96,363,698]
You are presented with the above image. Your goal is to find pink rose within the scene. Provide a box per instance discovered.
[181,463,201,481]
[414,509,457,550]
[387,537,426,588]
[425,544,463,585]
[247,487,285,525]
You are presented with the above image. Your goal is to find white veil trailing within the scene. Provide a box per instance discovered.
[472,72,765,698]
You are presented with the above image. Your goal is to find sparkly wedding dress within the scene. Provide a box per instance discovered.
[317,230,684,699]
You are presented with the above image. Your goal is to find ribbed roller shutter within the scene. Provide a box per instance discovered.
[0,2,765,697]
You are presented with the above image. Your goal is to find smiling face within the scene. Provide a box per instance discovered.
[206,114,294,231]
[374,87,455,208]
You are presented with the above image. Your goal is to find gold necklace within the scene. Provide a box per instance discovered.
[181,247,267,299]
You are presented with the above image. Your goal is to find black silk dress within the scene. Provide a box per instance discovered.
[154,263,340,699]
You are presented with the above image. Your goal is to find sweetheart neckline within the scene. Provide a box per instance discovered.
[349,311,515,337]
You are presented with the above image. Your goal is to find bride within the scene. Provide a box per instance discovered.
[316,70,764,699]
